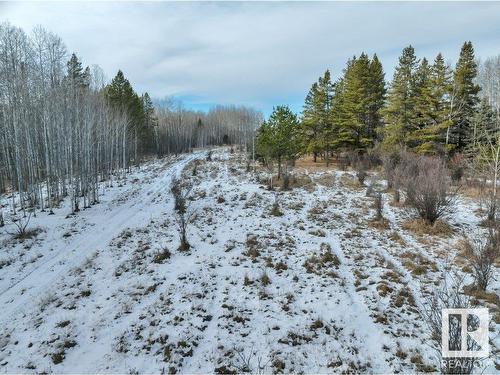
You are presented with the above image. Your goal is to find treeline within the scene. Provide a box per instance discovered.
[154,101,262,157]
[262,41,499,165]
[0,22,261,218]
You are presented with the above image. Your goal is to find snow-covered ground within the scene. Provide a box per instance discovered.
[0,148,498,373]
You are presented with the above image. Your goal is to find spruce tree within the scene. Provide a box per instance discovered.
[382,45,419,149]
[105,70,147,161]
[452,41,480,150]
[471,98,497,146]
[411,57,434,151]
[367,54,386,143]
[257,106,301,178]
[65,53,90,88]
[336,55,371,149]
[301,70,333,162]
[414,53,453,155]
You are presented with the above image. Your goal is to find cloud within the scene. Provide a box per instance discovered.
[2,1,500,114]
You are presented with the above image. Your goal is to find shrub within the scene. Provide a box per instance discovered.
[420,274,478,374]
[282,173,290,190]
[153,248,171,264]
[353,155,369,186]
[374,193,383,221]
[171,177,194,252]
[461,228,499,291]
[449,153,465,184]
[485,193,498,223]
[382,149,402,189]
[270,194,283,216]
[260,271,271,286]
[337,152,350,171]
[398,155,456,224]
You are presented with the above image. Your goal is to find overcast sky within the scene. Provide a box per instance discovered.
[1,1,500,115]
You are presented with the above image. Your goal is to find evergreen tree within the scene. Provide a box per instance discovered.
[382,45,420,148]
[301,70,333,162]
[471,98,498,146]
[452,41,480,150]
[65,53,90,88]
[142,92,157,153]
[105,70,147,161]
[411,57,434,151]
[367,54,386,142]
[414,53,454,155]
[330,53,385,151]
[337,54,372,149]
[257,106,301,178]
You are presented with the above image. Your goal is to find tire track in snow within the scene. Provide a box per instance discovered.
[0,152,202,321]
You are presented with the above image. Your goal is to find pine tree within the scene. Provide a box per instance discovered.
[471,98,497,147]
[452,41,481,150]
[257,106,301,178]
[301,70,333,162]
[414,53,453,155]
[65,53,90,88]
[382,45,419,149]
[367,54,386,142]
[302,82,321,162]
[330,77,349,150]
[411,57,434,151]
[105,70,147,162]
[142,92,157,153]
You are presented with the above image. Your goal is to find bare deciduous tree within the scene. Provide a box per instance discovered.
[171,177,195,252]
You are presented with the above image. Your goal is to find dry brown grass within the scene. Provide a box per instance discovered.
[460,179,491,199]
[295,157,336,171]
[339,174,362,189]
[401,218,454,237]
[463,284,500,307]
[314,173,336,187]
[388,231,406,246]
[288,173,315,192]
[400,251,439,276]
[376,282,393,297]
[369,217,390,230]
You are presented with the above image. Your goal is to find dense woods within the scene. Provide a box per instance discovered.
[257,41,500,181]
[0,22,261,220]
[154,101,262,157]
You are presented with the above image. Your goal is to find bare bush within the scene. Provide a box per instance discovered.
[461,228,499,291]
[398,155,457,224]
[337,152,350,171]
[5,212,36,240]
[374,193,383,221]
[366,181,375,197]
[171,177,195,252]
[270,193,283,217]
[382,149,402,189]
[485,193,498,223]
[353,156,368,186]
[420,273,481,374]
[449,153,465,184]
[281,170,291,190]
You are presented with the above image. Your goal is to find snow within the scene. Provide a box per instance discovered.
[0,148,498,373]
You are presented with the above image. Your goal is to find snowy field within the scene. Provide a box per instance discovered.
[0,148,498,373]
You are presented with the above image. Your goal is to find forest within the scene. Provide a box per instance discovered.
[256,42,500,216]
[0,22,261,222]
